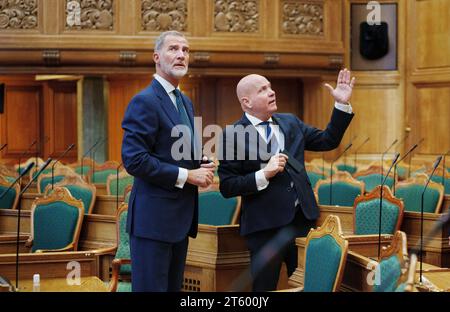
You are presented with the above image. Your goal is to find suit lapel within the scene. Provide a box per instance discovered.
[151,79,181,127]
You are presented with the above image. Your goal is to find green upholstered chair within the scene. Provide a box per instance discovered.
[106,171,134,196]
[315,171,364,207]
[302,215,348,292]
[395,174,444,213]
[198,191,241,226]
[27,187,84,253]
[306,163,327,189]
[395,253,417,292]
[427,167,450,195]
[353,185,404,235]
[45,175,97,214]
[15,157,44,176]
[372,231,412,292]
[89,161,120,184]
[109,203,131,292]
[354,165,395,193]
[36,166,77,194]
[0,175,20,209]
[336,163,357,175]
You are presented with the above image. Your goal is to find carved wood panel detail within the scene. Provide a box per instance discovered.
[66,0,114,30]
[281,1,323,36]
[214,0,259,33]
[141,0,187,32]
[0,0,38,30]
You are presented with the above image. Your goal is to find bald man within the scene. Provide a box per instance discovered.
[218,70,355,291]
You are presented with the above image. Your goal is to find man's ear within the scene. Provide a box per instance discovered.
[241,97,251,109]
[153,52,159,65]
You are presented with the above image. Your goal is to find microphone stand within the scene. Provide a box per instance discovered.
[381,139,398,178]
[116,162,123,211]
[393,144,418,195]
[0,162,34,201]
[51,143,75,190]
[321,152,325,179]
[329,143,352,205]
[344,135,357,167]
[408,138,425,178]
[17,140,37,185]
[377,152,400,260]
[442,150,449,186]
[354,137,370,170]
[0,143,7,153]
[81,138,102,182]
[418,155,442,283]
[13,158,52,291]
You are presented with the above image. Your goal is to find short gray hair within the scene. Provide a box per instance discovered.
[154,31,186,52]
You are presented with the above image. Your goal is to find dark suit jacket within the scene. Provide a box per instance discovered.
[218,109,354,236]
[121,79,199,243]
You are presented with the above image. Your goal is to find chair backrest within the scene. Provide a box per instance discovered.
[15,157,44,175]
[336,163,357,175]
[0,175,20,209]
[198,191,241,225]
[305,163,327,189]
[29,187,84,252]
[372,231,410,292]
[114,203,131,274]
[395,173,444,213]
[395,253,417,292]
[36,166,77,193]
[303,215,348,292]
[68,157,96,178]
[353,185,404,235]
[427,166,450,195]
[106,171,134,196]
[89,161,120,184]
[354,165,395,192]
[44,175,97,214]
[315,171,364,206]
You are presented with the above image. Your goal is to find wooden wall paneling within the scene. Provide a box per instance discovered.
[0,80,42,161]
[215,77,243,128]
[43,81,78,163]
[107,75,153,162]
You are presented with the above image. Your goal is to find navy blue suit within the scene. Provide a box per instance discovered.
[218,108,353,290]
[121,79,199,291]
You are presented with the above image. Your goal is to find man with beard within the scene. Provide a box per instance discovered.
[121,31,216,292]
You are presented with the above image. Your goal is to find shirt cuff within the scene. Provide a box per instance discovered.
[334,101,353,114]
[255,169,269,191]
[175,167,188,189]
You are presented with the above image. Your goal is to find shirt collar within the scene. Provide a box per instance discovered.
[154,74,179,96]
[245,112,273,127]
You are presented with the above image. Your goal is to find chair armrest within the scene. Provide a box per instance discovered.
[273,286,303,292]
[25,237,33,248]
[109,258,131,292]
[35,244,75,253]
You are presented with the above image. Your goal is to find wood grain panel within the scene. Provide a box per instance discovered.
[107,75,152,162]
[414,0,450,69]
[413,85,450,154]
[44,81,77,162]
[1,85,41,158]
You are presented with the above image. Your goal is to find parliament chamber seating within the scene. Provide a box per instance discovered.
[315,171,364,207]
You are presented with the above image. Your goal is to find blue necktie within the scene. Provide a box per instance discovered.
[259,121,272,141]
[173,89,195,154]
[259,121,278,154]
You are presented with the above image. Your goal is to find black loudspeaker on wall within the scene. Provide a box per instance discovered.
[0,83,4,114]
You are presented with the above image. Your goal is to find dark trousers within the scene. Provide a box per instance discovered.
[245,208,316,292]
[130,234,188,292]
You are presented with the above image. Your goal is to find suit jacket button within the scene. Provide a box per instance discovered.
[287,187,292,192]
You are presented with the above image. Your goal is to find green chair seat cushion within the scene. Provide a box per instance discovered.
[355,199,400,235]
[373,255,401,292]
[198,192,237,226]
[32,201,80,252]
[396,185,440,213]
[92,169,116,184]
[303,234,342,292]
[317,182,361,206]
[356,174,393,193]
[0,185,17,209]
[108,176,134,196]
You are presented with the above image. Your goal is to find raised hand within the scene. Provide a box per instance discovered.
[324,68,356,104]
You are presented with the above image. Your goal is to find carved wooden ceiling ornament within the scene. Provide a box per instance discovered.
[281,1,323,36]
[214,0,259,33]
[141,0,187,32]
[66,0,114,30]
[0,0,38,30]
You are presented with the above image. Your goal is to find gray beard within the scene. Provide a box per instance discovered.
[160,62,188,79]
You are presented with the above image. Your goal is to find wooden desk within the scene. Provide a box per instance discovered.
[184,224,251,292]
[93,195,124,215]
[14,276,108,292]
